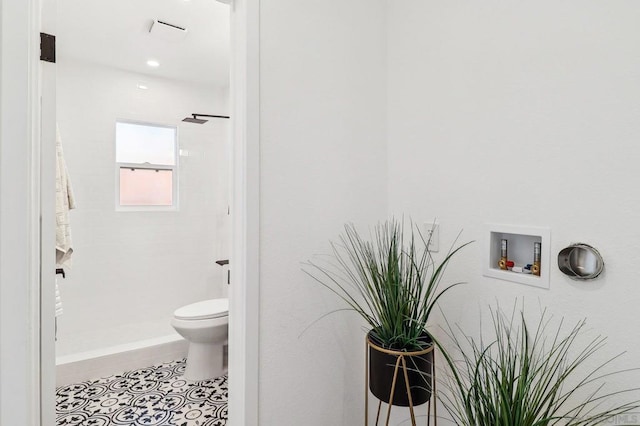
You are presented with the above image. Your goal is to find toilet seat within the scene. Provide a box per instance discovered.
[174,298,228,321]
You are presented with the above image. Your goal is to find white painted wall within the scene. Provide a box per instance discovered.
[258,0,387,424]
[55,58,230,356]
[388,0,640,419]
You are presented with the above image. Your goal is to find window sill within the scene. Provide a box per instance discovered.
[115,205,179,213]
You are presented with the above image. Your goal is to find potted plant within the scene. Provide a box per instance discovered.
[436,304,640,426]
[304,219,471,408]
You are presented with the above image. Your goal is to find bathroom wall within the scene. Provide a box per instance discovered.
[56,58,230,357]
[258,0,388,424]
[257,2,640,424]
[387,0,640,405]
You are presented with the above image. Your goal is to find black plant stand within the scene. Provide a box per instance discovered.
[365,337,437,426]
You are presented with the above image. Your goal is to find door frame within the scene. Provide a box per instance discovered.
[0,0,45,424]
[0,0,261,423]
[227,0,261,425]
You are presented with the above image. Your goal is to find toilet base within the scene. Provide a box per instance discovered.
[183,342,225,381]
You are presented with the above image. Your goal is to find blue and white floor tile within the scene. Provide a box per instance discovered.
[56,359,227,426]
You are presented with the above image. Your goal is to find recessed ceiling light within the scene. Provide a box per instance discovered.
[146,59,160,68]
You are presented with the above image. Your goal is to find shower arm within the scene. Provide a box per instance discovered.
[192,113,230,119]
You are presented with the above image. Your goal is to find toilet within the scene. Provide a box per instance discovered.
[171,298,229,381]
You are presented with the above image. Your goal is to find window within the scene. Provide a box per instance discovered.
[115,121,177,209]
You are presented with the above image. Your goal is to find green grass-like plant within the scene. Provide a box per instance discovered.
[436,305,640,426]
[304,219,471,351]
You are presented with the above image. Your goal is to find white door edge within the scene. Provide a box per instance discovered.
[39,0,58,424]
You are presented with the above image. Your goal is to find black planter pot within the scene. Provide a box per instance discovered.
[368,332,433,407]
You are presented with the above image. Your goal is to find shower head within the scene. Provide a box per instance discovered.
[182,116,208,124]
[182,113,230,124]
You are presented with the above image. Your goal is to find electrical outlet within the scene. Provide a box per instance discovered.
[424,222,439,252]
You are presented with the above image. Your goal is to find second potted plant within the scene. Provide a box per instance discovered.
[436,304,640,426]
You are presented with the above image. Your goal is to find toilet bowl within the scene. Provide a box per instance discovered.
[171,298,228,381]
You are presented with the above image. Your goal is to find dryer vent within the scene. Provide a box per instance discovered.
[149,19,188,42]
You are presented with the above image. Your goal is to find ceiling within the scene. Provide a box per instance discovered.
[57,0,230,88]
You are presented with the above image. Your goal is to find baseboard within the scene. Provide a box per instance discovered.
[56,335,188,387]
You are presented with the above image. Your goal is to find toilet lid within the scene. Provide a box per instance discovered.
[174,298,229,320]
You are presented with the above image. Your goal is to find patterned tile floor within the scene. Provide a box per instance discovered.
[56,359,227,426]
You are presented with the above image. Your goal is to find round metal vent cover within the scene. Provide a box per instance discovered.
[557,244,604,280]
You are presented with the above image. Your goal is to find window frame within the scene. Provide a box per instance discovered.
[114,120,179,212]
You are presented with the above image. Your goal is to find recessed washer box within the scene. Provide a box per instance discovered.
[483,224,551,289]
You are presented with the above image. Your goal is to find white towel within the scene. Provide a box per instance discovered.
[55,277,64,317]
[55,126,76,268]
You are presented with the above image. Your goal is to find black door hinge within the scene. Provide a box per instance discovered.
[40,33,56,63]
